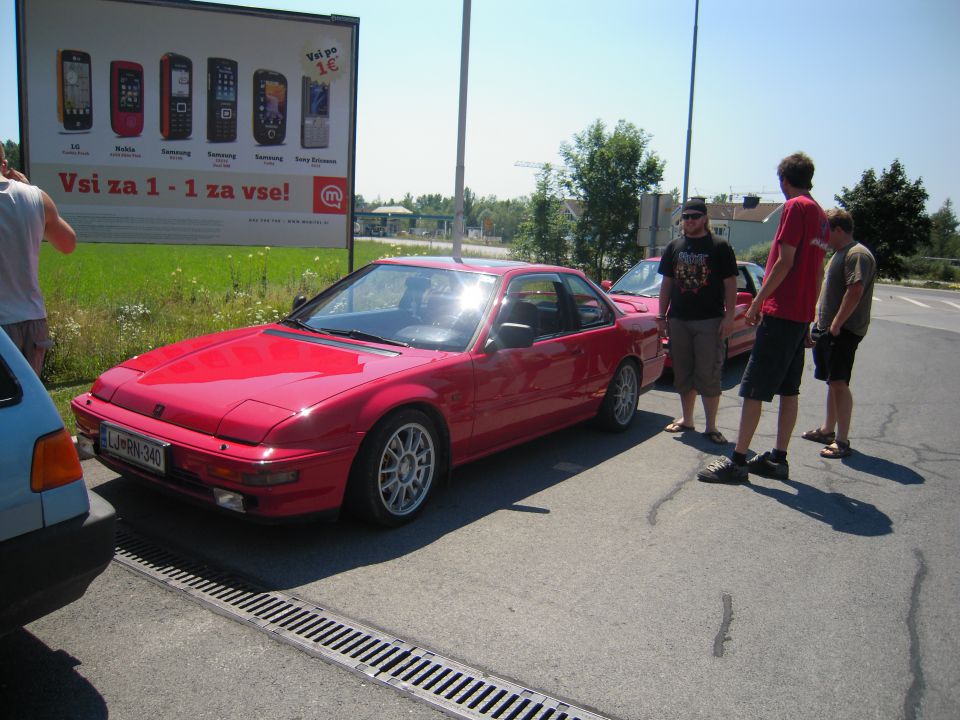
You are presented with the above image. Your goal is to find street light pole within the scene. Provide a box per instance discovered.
[452,0,471,263]
[681,0,700,204]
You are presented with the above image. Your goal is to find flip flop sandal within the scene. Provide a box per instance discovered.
[820,441,852,459]
[802,428,836,444]
[664,421,694,433]
[701,430,728,444]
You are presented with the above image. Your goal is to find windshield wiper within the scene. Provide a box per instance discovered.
[317,327,409,347]
[284,317,320,333]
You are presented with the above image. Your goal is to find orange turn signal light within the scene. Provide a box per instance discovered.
[31,428,84,492]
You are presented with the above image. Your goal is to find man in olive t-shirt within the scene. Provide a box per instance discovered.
[803,208,876,459]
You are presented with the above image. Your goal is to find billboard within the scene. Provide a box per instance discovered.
[16,0,358,247]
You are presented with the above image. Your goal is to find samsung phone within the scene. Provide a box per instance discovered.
[160,53,192,140]
[207,58,237,142]
[300,76,329,149]
[253,69,286,145]
[110,61,144,137]
[57,49,92,131]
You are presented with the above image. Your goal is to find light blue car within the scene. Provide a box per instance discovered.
[0,330,116,636]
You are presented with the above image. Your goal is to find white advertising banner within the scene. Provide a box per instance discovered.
[17,0,358,247]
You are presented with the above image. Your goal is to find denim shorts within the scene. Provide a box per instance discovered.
[812,327,864,383]
[739,316,809,402]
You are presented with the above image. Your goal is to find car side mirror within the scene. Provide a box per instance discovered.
[292,295,307,312]
[484,322,534,352]
[601,280,612,291]
[736,291,753,305]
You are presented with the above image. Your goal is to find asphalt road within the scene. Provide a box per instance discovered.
[2,284,958,720]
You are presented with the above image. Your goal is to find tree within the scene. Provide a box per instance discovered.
[835,159,930,280]
[2,140,21,170]
[511,164,570,264]
[560,119,665,280]
[927,198,959,258]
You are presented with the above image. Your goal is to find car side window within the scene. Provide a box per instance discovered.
[748,265,764,292]
[563,275,613,329]
[0,356,22,409]
[737,267,750,293]
[498,275,563,339]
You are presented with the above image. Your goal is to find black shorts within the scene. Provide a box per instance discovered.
[813,327,863,383]
[739,316,809,402]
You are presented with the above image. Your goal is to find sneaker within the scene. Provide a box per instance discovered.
[697,457,749,484]
[746,451,789,480]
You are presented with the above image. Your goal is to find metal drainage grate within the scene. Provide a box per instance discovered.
[113,526,615,720]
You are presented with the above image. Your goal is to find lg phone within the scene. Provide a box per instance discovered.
[57,49,92,131]
[253,69,286,145]
[160,53,192,139]
[300,76,329,149]
[110,61,144,137]
[207,58,237,142]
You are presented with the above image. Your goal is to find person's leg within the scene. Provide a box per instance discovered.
[775,394,799,452]
[702,393,721,433]
[735,398,763,455]
[678,388,697,427]
[829,380,853,443]
[823,382,839,435]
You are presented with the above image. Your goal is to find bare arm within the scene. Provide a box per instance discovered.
[829,282,865,335]
[656,276,673,335]
[41,190,77,254]
[745,242,797,324]
[720,275,737,337]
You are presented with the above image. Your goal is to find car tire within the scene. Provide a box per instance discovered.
[348,409,440,527]
[596,360,639,432]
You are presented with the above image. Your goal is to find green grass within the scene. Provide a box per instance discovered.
[37,239,465,430]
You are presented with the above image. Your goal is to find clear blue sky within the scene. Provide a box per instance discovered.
[3,0,957,212]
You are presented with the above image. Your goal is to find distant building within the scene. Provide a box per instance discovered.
[672,202,784,255]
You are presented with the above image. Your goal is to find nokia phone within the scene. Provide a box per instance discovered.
[110,61,144,137]
[207,58,237,142]
[160,53,192,140]
[253,69,286,145]
[300,76,329,149]
[57,49,92,131]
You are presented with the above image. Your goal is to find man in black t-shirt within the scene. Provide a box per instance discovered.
[656,197,738,444]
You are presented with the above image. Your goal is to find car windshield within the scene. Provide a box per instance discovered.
[609,260,661,297]
[288,263,498,351]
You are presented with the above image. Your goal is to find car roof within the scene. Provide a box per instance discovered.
[374,256,580,277]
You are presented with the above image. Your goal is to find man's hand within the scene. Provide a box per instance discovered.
[720,317,734,338]
[1,165,29,183]
[744,300,762,326]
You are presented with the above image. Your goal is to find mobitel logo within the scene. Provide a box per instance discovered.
[312,176,348,214]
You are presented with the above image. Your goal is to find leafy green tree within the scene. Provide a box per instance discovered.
[927,198,959,258]
[560,119,665,280]
[512,164,570,264]
[835,159,930,280]
[3,139,21,170]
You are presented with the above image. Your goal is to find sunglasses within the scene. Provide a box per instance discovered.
[681,213,704,220]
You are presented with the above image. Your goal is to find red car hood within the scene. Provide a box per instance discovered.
[607,294,655,315]
[99,325,439,437]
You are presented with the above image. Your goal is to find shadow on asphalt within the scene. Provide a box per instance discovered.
[744,478,893,536]
[841,451,926,485]
[90,404,673,592]
[0,629,107,720]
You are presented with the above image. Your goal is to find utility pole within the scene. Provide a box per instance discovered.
[681,0,700,204]
[452,0,471,263]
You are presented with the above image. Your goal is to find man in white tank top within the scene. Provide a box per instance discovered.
[1,144,78,376]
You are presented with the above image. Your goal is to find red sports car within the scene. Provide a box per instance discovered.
[73,257,665,526]
[604,258,765,370]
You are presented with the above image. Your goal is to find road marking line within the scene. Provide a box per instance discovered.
[897,296,932,308]
[939,299,960,311]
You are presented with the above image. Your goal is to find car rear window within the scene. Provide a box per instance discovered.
[0,355,23,409]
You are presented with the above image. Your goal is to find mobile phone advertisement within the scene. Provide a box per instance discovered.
[16,0,358,248]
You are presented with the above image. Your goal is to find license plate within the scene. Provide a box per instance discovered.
[100,422,169,475]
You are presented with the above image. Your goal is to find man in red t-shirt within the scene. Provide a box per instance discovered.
[698,152,829,484]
